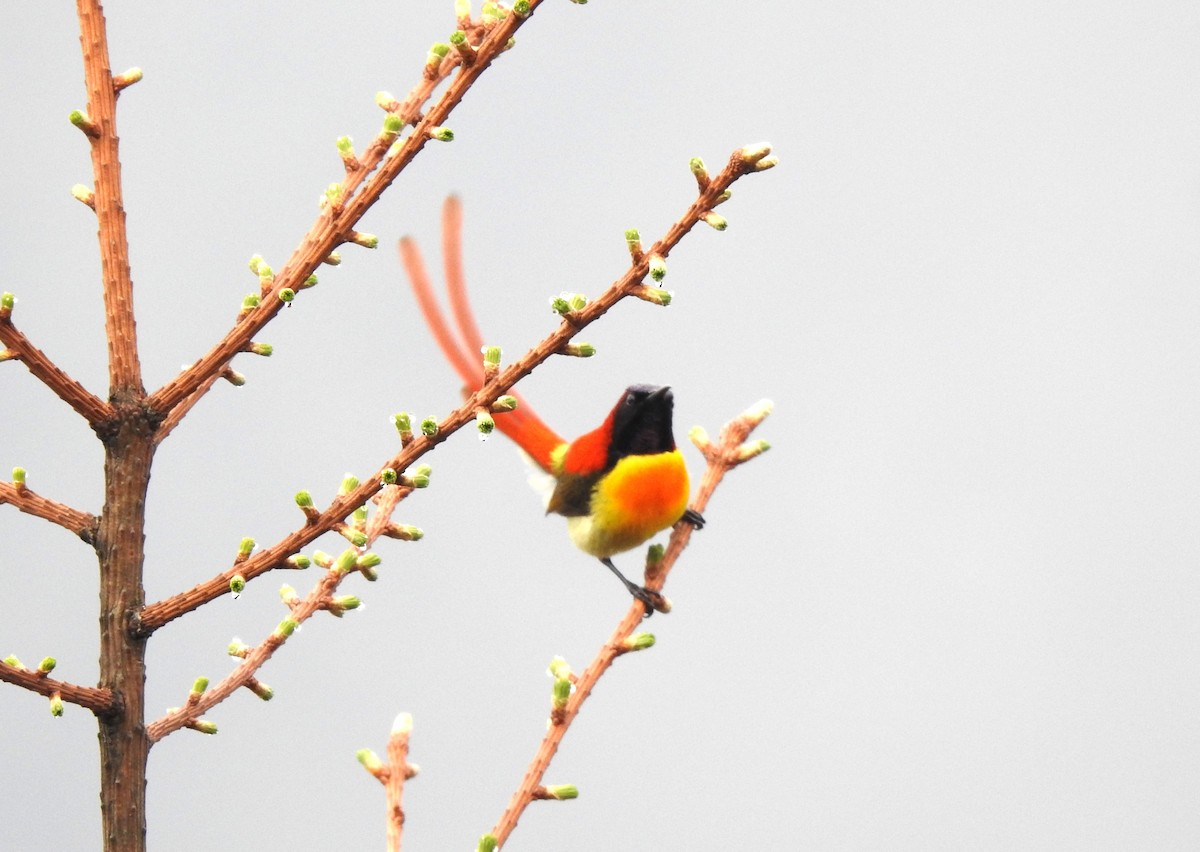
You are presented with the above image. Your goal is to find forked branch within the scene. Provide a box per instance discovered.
[139,145,774,634]
[146,0,553,421]
[147,479,416,740]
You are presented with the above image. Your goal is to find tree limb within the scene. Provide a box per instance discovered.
[0,305,112,426]
[488,399,774,847]
[0,480,98,543]
[77,0,143,398]
[146,482,415,741]
[138,147,773,634]
[0,659,116,717]
[146,0,551,420]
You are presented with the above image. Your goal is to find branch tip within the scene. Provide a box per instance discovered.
[295,490,320,522]
[618,632,656,653]
[392,412,414,444]
[220,366,246,386]
[551,292,588,315]
[631,284,672,306]
[347,230,379,249]
[68,109,100,139]
[625,228,644,261]
[70,184,96,210]
[451,30,477,64]
[244,677,274,701]
[112,67,143,91]
[535,784,579,801]
[737,141,776,171]
[475,408,496,437]
[560,342,596,358]
[647,253,667,282]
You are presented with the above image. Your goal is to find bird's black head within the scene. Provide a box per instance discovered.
[607,384,677,465]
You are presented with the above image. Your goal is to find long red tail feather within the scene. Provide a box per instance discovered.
[400,197,564,471]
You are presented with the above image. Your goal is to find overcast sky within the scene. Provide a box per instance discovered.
[2,1,1198,850]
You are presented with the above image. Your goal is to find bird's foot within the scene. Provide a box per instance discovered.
[602,557,670,616]
[632,585,670,617]
[681,508,705,530]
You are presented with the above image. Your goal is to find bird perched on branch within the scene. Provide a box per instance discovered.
[399,197,702,613]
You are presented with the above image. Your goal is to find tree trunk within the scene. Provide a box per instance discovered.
[95,401,155,851]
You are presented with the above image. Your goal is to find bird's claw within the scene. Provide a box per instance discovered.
[633,586,669,617]
[682,508,705,530]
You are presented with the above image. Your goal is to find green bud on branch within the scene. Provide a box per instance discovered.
[648,254,667,282]
[69,110,99,139]
[541,784,579,800]
[621,632,656,652]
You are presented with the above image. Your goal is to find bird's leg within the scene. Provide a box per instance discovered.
[681,508,705,529]
[600,557,662,616]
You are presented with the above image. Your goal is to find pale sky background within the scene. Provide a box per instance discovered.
[2,1,1198,850]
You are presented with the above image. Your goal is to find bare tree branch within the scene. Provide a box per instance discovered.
[356,713,418,852]
[0,659,116,717]
[77,0,143,398]
[137,147,773,634]
[0,479,98,543]
[146,0,552,420]
[488,399,774,847]
[0,300,112,426]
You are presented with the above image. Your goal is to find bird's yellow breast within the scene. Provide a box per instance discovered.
[567,449,690,558]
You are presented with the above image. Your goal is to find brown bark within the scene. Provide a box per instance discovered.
[95,404,155,852]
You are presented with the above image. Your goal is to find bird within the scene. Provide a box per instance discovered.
[399,197,703,613]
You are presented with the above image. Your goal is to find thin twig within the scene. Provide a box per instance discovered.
[137,147,770,635]
[0,313,112,426]
[489,399,773,847]
[146,1,550,419]
[0,661,116,716]
[384,716,415,852]
[355,714,418,852]
[152,369,222,445]
[145,485,417,741]
[0,481,98,543]
[77,0,143,397]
